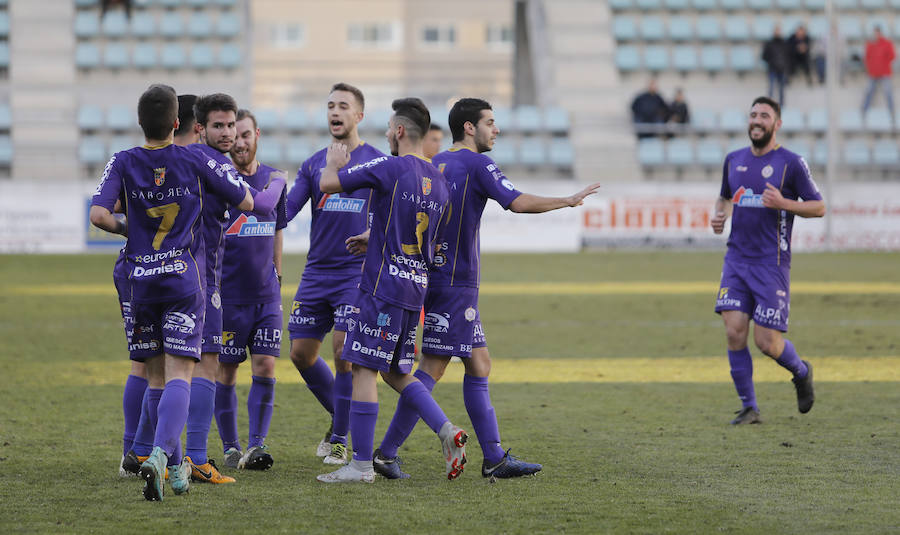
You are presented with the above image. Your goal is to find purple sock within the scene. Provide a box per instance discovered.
[154,379,190,464]
[215,381,241,453]
[775,339,808,378]
[248,376,275,449]
[132,387,162,456]
[122,374,148,456]
[378,369,435,458]
[401,380,448,434]
[728,348,758,410]
[463,375,505,465]
[350,400,379,462]
[299,357,334,414]
[185,377,215,465]
[330,371,353,444]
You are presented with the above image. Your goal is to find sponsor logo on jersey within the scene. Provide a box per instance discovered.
[731,186,764,208]
[716,287,741,308]
[424,312,450,333]
[346,156,388,174]
[501,178,515,191]
[422,177,432,195]
[129,340,160,351]
[434,252,447,267]
[253,328,282,343]
[132,259,189,277]
[163,312,196,334]
[317,194,365,213]
[154,167,167,187]
[225,214,276,237]
[133,247,184,264]
[350,340,394,361]
[358,321,400,342]
[736,165,748,172]
[388,264,428,286]
[754,303,785,323]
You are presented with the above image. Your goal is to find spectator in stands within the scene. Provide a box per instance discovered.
[861,26,896,127]
[788,25,813,87]
[668,88,690,131]
[812,20,846,86]
[631,79,669,139]
[762,25,791,106]
[423,124,444,159]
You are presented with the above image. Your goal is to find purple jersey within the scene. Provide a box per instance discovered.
[720,145,822,267]
[285,142,382,275]
[221,163,288,305]
[339,153,450,311]
[429,147,522,288]
[187,143,242,289]
[91,143,247,303]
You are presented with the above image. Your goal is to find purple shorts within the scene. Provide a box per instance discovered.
[219,300,283,363]
[421,286,486,358]
[342,291,417,374]
[715,259,791,332]
[201,287,223,354]
[114,275,134,349]
[129,292,205,361]
[288,271,360,341]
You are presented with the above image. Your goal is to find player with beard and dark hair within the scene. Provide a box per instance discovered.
[711,96,825,425]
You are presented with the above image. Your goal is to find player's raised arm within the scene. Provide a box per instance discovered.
[508,182,602,213]
[320,142,351,193]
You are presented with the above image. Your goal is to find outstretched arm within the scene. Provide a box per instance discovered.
[508,182,602,213]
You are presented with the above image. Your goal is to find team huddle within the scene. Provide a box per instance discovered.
[90,83,822,501]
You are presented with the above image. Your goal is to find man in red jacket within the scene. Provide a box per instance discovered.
[862,26,896,126]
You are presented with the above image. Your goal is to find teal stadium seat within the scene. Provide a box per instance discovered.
[724,16,751,41]
[727,137,747,154]
[109,135,137,155]
[666,138,695,166]
[74,12,100,38]
[640,16,666,41]
[518,138,547,166]
[700,45,726,72]
[0,105,11,131]
[781,16,804,35]
[635,0,663,10]
[78,105,104,130]
[187,0,211,6]
[789,139,812,162]
[720,0,744,9]
[776,0,803,8]
[189,12,213,38]
[547,138,575,168]
[213,0,238,6]
[864,108,893,133]
[490,141,516,167]
[107,106,134,131]
[159,12,184,38]
[839,18,862,41]
[668,16,693,42]
[76,43,101,69]
[664,0,690,9]
[673,46,699,72]
[0,135,12,166]
[159,0,182,7]
[79,137,107,165]
[730,45,759,72]
[807,108,828,133]
[103,43,130,69]
[0,42,8,69]
[543,107,570,133]
[101,11,129,38]
[133,43,158,69]
[891,0,900,7]
[779,108,805,134]
[839,109,864,133]
[843,139,870,166]
[692,108,717,131]
[490,107,512,132]
[609,0,633,8]
[691,0,717,9]
[813,140,828,166]
[719,109,746,133]
[253,109,281,130]
[218,44,241,68]
[872,139,900,165]
[751,16,776,41]
[746,0,773,10]
[808,17,827,39]
[613,16,638,41]
[834,0,858,8]
[697,139,724,166]
[696,16,722,41]
[189,44,215,69]
[216,13,241,37]
[804,0,826,9]
[257,141,284,166]
[637,138,665,167]
[161,43,187,69]
[286,139,313,164]
[364,109,393,132]
[283,108,311,131]
[615,45,641,71]
[643,46,669,72]
[513,106,542,133]
[130,12,156,38]
[75,0,99,6]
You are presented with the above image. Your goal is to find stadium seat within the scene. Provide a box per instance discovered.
[133,43,158,69]
[864,109,893,133]
[74,12,101,38]
[691,0,717,9]
[691,108,717,131]
[672,46,698,72]
[286,139,313,164]
[189,12,213,38]
[804,0,826,9]
[609,0,633,9]
[518,138,547,166]
[776,0,803,8]
[547,138,575,168]
[839,17,862,41]
[751,16,776,41]
[696,139,724,166]
[0,105,11,131]
[640,16,666,41]
[637,138,665,166]
[0,135,12,166]
[100,11,129,38]
[781,16,804,35]
[724,16,751,41]
[613,16,638,41]
[833,0,858,8]
[664,0,690,9]
[489,108,512,132]
[253,109,281,130]
[77,106,104,131]
[216,12,241,37]
[130,12,156,38]
[730,46,759,72]
[720,0,745,9]
[75,43,101,69]
[514,106,542,133]
[839,109,864,133]
[187,0,211,6]
[808,16,828,39]
[643,46,669,72]
[789,139,812,162]
[635,0,663,9]
[746,0,773,9]
[257,141,284,165]
[159,12,184,38]
[812,139,828,166]
[0,14,7,39]
[615,46,641,71]
[780,108,805,134]
[109,135,137,155]
[79,137,107,165]
[666,138,694,166]
[668,16,693,42]
[807,108,828,133]
[861,0,884,6]
[719,109,747,133]
[490,141,517,167]
[218,43,242,68]
[75,0,99,5]
[700,45,726,72]
[107,106,135,131]
[543,107,570,133]
[696,16,722,41]
[283,108,311,131]
[890,0,900,8]
[843,139,870,166]
[872,139,900,165]
[189,44,215,69]
[159,0,182,7]
[160,43,187,69]
[103,43,130,69]
[213,0,238,5]
[0,42,8,69]
[726,136,747,153]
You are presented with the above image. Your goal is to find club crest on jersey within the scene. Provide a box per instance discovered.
[154,167,166,186]
[761,164,774,178]
[422,177,432,195]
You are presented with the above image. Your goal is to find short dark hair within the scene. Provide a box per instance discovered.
[236,108,257,129]
[751,96,781,118]
[391,97,430,141]
[330,82,365,111]
[137,84,177,140]
[175,94,197,137]
[428,123,443,132]
[448,98,492,142]
[194,93,238,126]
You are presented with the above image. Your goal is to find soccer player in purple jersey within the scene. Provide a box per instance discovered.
[710,96,824,425]
[284,83,383,465]
[211,109,288,471]
[423,123,444,160]
[315,97,468,484]
[90,84,265,501]
[371,97,601,480]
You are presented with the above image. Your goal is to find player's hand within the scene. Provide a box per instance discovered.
[762,183,784,210]
[710,211,727,234]
[326,142,351,170]
[345,229,370,256]
[567,182,602,207]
